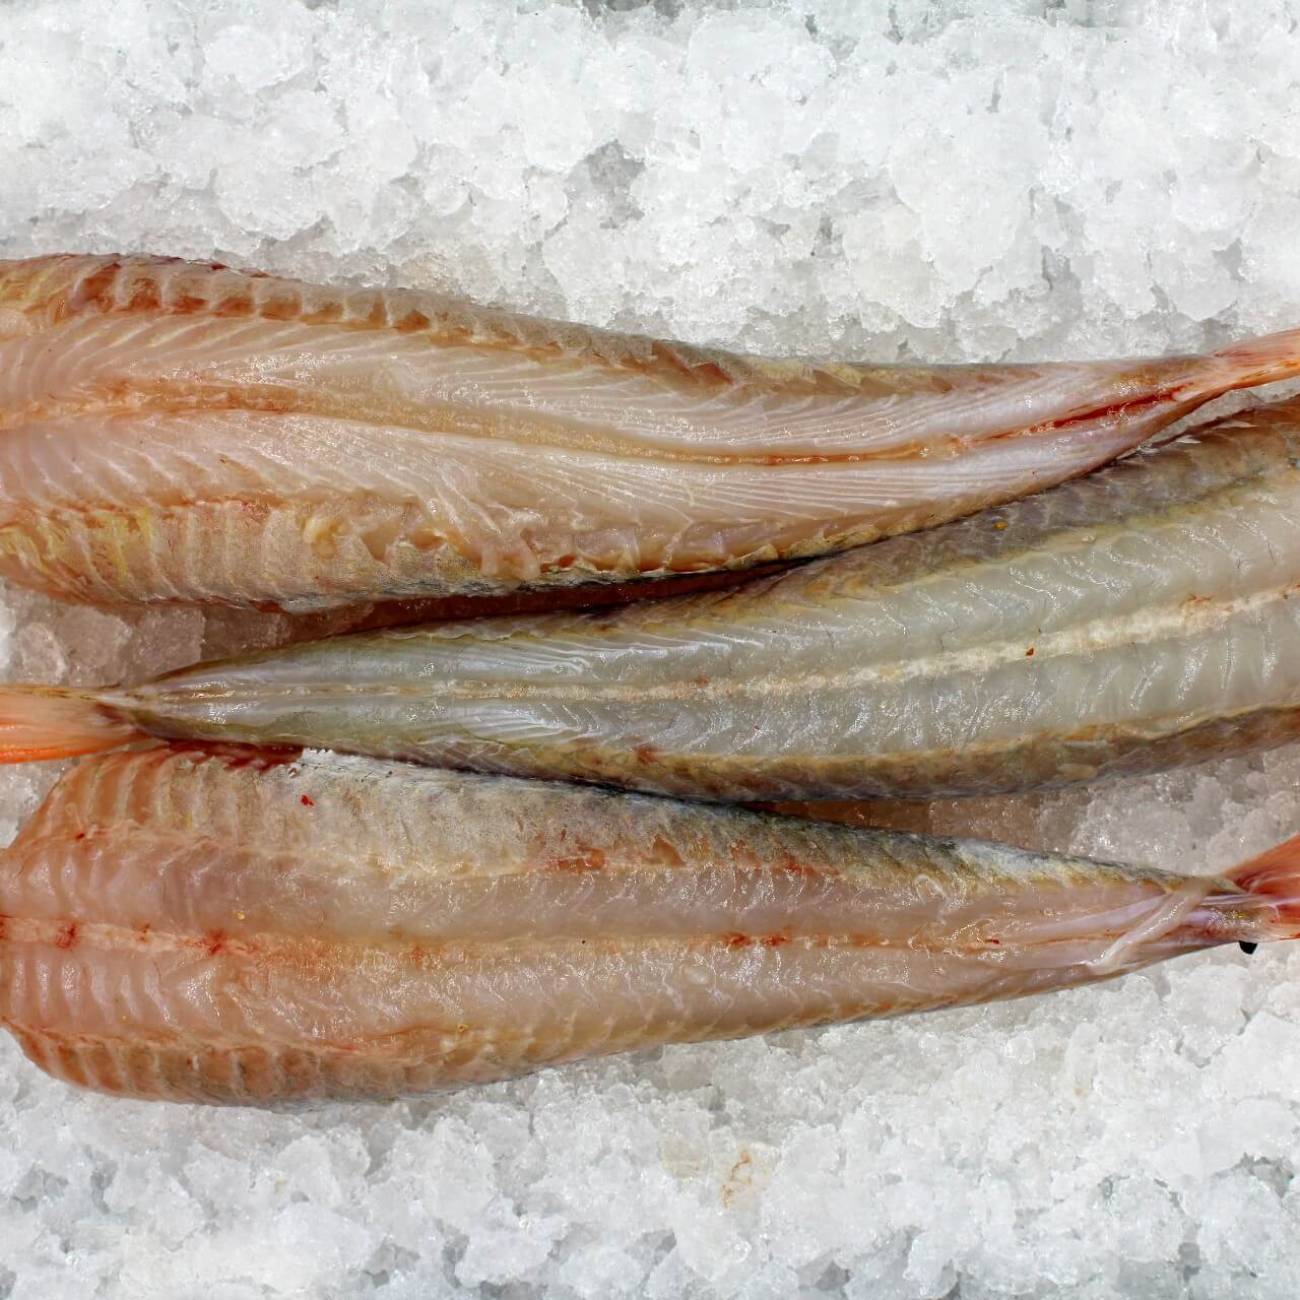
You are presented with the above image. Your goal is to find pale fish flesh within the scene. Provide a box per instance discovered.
[11,397,1300,800]
[4,254,1300,611]
[1,743,1295,1104]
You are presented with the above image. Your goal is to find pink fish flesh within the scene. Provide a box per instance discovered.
[3,254,1300,610]
[0,744,1295,1104]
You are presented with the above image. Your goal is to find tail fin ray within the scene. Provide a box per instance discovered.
[1214,328,1300,391]
[1227,832,1300,938]
[0,686,139,762]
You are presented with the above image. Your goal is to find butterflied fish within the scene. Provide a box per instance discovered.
[3,254,1300,611]
[10,396,1300,800]
[0,743,1294,1104]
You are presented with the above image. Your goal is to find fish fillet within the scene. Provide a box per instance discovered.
[13,396,1300,800]
[0,744,1294,1104]
[3,254,1300,610]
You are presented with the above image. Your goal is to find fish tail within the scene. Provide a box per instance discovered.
[0,685,141,762]
[1227,832,1300,938]
[1212,327,1300,391]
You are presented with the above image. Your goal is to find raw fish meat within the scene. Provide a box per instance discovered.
[4,254,1300,610]
[11,397,1300,800]
[1,744,1293,1104]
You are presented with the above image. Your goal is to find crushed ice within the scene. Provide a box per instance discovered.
[4,1,1300,1295]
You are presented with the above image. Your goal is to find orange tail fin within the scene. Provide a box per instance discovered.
[1227,832,1300,938]
[1214,327,1300,391]
[0,686,140,762]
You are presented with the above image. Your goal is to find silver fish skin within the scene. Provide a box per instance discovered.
[3,254,1300,611]
[0,743,1294,1105]
[12,396,1300,801]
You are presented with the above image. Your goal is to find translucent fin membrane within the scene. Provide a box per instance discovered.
[0,687,140,763]
[1224,833,1300,937]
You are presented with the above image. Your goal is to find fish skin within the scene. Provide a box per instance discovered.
[22,396,1300,801]
[2,254,1300,611]
[0,744,1291,1105]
